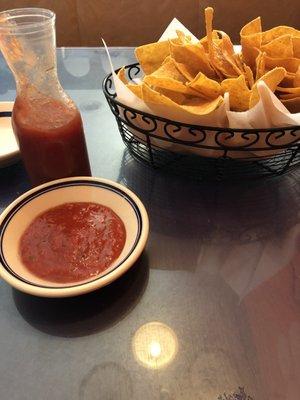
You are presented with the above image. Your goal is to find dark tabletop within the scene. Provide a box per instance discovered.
[0,48,300,400]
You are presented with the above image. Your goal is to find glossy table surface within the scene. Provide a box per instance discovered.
[0,48,300,400]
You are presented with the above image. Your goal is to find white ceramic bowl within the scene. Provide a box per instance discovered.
[0,177,149,297]
[0,101,20,168]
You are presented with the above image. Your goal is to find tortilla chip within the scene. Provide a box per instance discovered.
[240,17,262,67]
[235,53,255,87]
[241,16,262,36]
[169,40,216,79]
[221,75,251,111]
[222,54,244,77]
[199,30,220,52]
[261,34,294,58]
[218,31,245,76]
[150,57,186,82]
[217,33,244,76]
[135,41,170,74]
[204,7,223,79]
[187,71,222,98]
[141,83,223,115]
[217,30,235,55]
[280,71,296,87]
[204,7,214,57]
[278,92,300,100]
[264,54,300,73]
[233,52,246,70]
[255,51,266,80]
[126,83,143,99]
[294,66,300,87]
[131,9,299,115]
[276,86,300,95]
[154,87,188,104]
[181,96,224,115]
[292,37,300,58]
[141,83,181,107]
[143,57,196,95]
[243,64,255,88]
[172,61,195,81]
[250,67,286,108]
[204,8,241,79]
[143,74,198,96]
[281,97,300,113]
[262,26,300,44]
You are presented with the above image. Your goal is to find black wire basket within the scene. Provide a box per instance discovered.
[103,63,300,181]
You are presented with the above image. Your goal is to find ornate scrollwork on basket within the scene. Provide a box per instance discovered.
[103,73,116,98]
[214,130,261,149]
[265,128,300,148]
[123,109,138,125]
[127,63,142,82]
[240,131,261,147]
[122,108,158,133]
[163,123,207,144]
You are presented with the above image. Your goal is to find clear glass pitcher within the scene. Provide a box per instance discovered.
[0,8,91,185]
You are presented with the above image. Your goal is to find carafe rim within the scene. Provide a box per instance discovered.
[0,8,55,35]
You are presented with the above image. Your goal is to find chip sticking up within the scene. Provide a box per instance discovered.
[204,8,242,79]
[250,67,286,107]
[240,17,262,68]
[221,75,251,111]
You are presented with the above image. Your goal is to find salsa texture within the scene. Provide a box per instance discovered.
[19,202,126,283]
[12,93,91,185]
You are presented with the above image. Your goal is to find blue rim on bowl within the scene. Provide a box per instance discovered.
[0,177,149,297]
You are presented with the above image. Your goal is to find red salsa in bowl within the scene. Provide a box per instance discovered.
[19,202,126,283]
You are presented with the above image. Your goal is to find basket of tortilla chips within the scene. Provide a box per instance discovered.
[103,7,300,180]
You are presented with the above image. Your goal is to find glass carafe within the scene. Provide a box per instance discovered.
[0,8,91,185]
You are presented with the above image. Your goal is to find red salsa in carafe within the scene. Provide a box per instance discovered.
[12,92,91,185]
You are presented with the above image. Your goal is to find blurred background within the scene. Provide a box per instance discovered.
[0,0,299,46]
